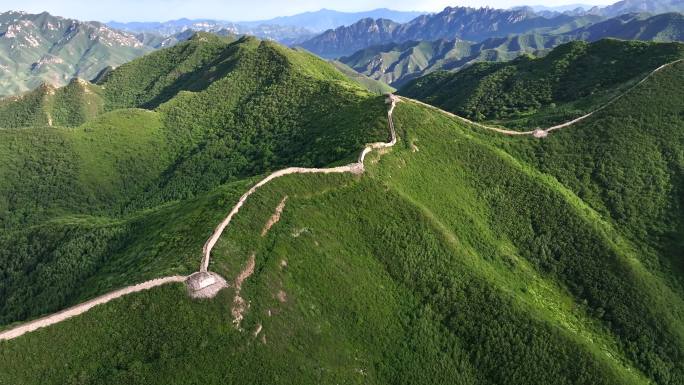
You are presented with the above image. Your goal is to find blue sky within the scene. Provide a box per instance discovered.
[6,0,615,22]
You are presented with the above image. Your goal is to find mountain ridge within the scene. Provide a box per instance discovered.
[0,11,151,96]
[0,34,683,385]
[108,8,424,34]
[299,6,602,58]
[339,12,684,87]
[588,0,684,17]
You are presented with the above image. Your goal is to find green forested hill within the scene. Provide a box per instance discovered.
[0,78,104,128]
[1,36,683,385]
[339,34,573,88]
[399,39,684,127]
[0,33,388,325]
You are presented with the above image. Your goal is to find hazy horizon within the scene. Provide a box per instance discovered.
[4,0,616,23]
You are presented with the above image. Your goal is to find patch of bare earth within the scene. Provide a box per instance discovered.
[261,196,288,236]
[276,290,287,303]
[232,253,256,328]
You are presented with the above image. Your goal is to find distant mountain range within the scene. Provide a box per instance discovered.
[107,20,315,46]
[2,1,684,97]
[107,8,425,45]
[299,6,603,58]
[339,12,684,87]
[299,0,684,58]
[570,11,684,40]
[0,11,151,96]
[339,35,571,88]
[587,0,684,17]
[528,4,595,12]
[521,0,684,17]
[237,8,424,32]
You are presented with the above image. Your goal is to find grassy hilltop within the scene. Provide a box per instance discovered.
[0,37,683,385]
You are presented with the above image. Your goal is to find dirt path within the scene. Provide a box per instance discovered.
[0,276,187,341]
[0,95,399,342]
[404,59,682,138]
[200,95,398,273]
[262,196,289,236]
[0,59,675,342]
[232,253,256,328]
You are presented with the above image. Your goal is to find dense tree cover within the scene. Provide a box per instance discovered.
[98,33,241,111]
[131,41,387,207]
[0,170,641,385]
[0,127,83,228]
[1,35,682,385]
[0,180,251,326]
[363,191,629,385]
[49,79,105,126]
[0,110,167,229]
[0,84,51,128]
[0,35,387,229]
[0,35,387,325]
[6,88,680,382]
[0,220,127,325]
[0,80,104,128]
[399,39,684,128]
[387,101,684,385]
[495,61,684,281]
[0,34,386,224]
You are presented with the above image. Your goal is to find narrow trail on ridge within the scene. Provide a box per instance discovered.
[0,95,399,342]
[0,276,188,341]
[2,58,676,342]
[200,95,398,272]
[402,59,683,138]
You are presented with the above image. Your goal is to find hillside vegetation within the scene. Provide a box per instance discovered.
[1,36,683,385]
[0,34,387,326]
[400,39,684,127]
[0,79,104,128]
[340,34,572,88]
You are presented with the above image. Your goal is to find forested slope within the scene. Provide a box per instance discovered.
[1,34,683,385]
[399,39,684,128]
[0,79,104,128]
[495,59,684,288]
[0,33,387,326]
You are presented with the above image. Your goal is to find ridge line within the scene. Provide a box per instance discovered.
[0,94,399,341]
[402,59,683,138]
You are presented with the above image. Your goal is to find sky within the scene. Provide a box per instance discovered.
[2,0,616,22]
